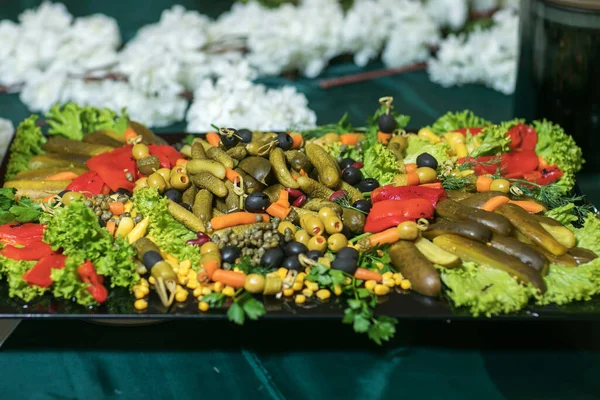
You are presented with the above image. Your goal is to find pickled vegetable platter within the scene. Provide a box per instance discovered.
[1,99,599,344]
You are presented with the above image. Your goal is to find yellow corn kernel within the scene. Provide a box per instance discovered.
[176,284,185,292]
[317,257,331,268]
[168,259,179,270]
[134,289,145,299]
[292,281,304,291]
[305,281,318,292]
[139,285,150,296]
[382,271,394,279]
[374,284,390,296]
[302,288,313,297]
[333,284,342,296]
[187,269,197,280]
[400,280,412,290]
[344,277,352,285]
[213,281,224,293]
[199,287,211,296]
[178,276,188,286]
[134,299,148,310]
[316,289,331,301]
[283,288,294,297]
[186,280,199,290]
[193,287,203,297]
[296,272,306,282]
[365,280,377,291]
[305,267,311,275]
[148,276,156,285]
[395,277,403,286]
[179,259,192,270]
[198,301,210,312]
[140,278,149,287]
[383,278,395,288]
[295,294,306,304]
[175,291,188,302]
[222,286,235,297]
[277,267,288,279]
[393,273,403,280]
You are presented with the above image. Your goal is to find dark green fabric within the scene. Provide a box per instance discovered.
[1,2,600,399]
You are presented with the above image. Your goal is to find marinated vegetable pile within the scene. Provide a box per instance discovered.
[1,98,598,344]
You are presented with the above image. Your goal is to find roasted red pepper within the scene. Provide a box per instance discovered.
[0,241,55,261]
[523,165,563,185]
[77,261,108,303]
[86,146,136,193]
[370,185,446,207]
[148,144,183,169]
[500,150,539,178]
[457,156,501,175]
[22,253,67,288]
[66,171,107,196]
[364,199,435,233]
[507,123,537,151]
[0,223,45,247]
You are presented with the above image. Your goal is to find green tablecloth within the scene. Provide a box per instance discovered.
[1,2,600,399]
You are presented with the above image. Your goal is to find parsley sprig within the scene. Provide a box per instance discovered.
[202,289,266,326]
[0,188,43,225]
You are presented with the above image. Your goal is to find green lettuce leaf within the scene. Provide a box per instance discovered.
[46,103,129,141]
[403,135,451,166]
[439,263,537,317]
[50,253,96,306]
[361,143,400,185]
[429,110,492,135]
[5,115,46,180]
[321,141,362,162]
[0,255,48,302]
[544,203,579,226]
[466,124,511,158]
[533,119,584,193]
[44,201,138,289]
[133,188,201,269]
[573,213,600,255]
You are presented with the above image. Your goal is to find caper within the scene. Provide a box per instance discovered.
[102,202,110,210]
[101,211,112,221]
[132,143,150,160]
[327,233,348,252]
[61,191,84,205]
[84,200,92,207]
[147,172,167,193]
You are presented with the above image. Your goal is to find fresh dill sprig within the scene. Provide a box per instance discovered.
[333,191,368,214]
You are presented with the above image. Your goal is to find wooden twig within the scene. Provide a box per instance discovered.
[319,62,427,89]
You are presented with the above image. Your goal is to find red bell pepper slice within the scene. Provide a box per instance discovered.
[507,123,537,151]
[524,165,563,185]
[65,171,107,196]
[77,260,108,303]
[22,253,67,288]
[148,144,182,169]
[457,156,501,176]
[364,199,435,233]
[370,185,446,207]
[500,150,539,177]
[0,223,45,247]
[86,146,136,193]
[0,241,55,261]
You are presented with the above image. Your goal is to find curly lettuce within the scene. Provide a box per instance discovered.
[533,119,584,193]
[466,124,511,158]
[46,103,129,141]
[0,255,49,302]
[50,254,96,306]
[44,201,138,288]
[5,115,46,180]
[403,135,451,166]
[429,110,491,135]
[133,188,201,269]
[361,143,400,185]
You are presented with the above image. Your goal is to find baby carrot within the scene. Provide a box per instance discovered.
[46,171,79,181]
[225,168,241,183]
[481,195,510,212]
[201,260,220,280]
[419,182,443,190]
[354,268,383,283]
[508,200,546,214]
[276,190,290,208]
[205,131,221,147]
[212,269,246,289]
[405,163,417,173]
[369,227,400,247]
[266,203,290,219]
[340,133,360,145]
[377,131,393,145]
[290,132,304,149]
[106,221,116,236]
[476,175,494,192]
[124,127,137,142]
[406,172,420,186]
[210,212,269,230]
[109,202,125,216]
[175,159,188,166]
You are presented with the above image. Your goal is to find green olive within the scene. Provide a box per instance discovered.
[327,233,348,252]
[397,221,419,240]
[132,143,150,160]
[61,191,84,205]
[134,178,148,193]
[323,216,343,235]
[200,242,220,255]
[307,235,327,253]
[171,165,186,175]
[147,172,167,193]
[318,207,336,220]
[200,252,221,264]
[277,221,297,235]
[304,216,325,236]
[244,273,266,294]
[156,168,172,184]
[416,167,438,184]
[170,172,191,190]
[490,179,511,194]
[294,230,311,246]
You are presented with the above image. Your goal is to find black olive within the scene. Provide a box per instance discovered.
[284,241,308,257]
[416,152,438,170]
[331,257,358,275]
[342,167,363,186]
[353,199,372,213]
[179,203,193,212]
[341,225,353,239]
[283,255,302,271]
[261,247,285,268]
[245,192,271,213]
[276,133,293,150]
[221,128,240,148]
[164,188,182,203]
[237,128,253,143]
[142,250,163,269]
[336,247,359,260]
[116,188,132,196]
[378,113,397,133]
[305,250,322,261]
[58,190,69,197]
[357,178,380,192]
[277,232,287,248]
[221,245,241,264]
[339,158,356,170]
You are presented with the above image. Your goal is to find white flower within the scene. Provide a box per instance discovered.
[425,0,468,31]
[19,67,69,112]
[18,1,72,33]
[0,118,15,161]
[0,21,19,62]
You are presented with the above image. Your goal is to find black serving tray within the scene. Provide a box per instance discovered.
[0,132,599,321]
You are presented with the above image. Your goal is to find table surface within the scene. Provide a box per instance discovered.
[1,1,600,399]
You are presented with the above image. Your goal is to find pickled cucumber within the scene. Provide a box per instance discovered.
[191,142,207,159]
[305,143,341,189]
[166,200,205,233]
[389,240,441,297]
[186,159,226,179]
[14,166,87,180]
[3,179,71,201]
[192,189,213,224]
[190,172,228,198]
[269,147,299,189]
[28,153,88,170]
[181,184,199,206]
[226,146,248,161]
[297,176,334,200]
[207,146,236,169]
[43,136,113,157]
